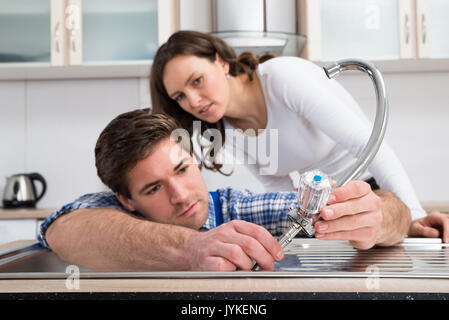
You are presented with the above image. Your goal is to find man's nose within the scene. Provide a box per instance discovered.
[168,179,189,205]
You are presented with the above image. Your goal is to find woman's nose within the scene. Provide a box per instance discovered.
[186,91,202,109]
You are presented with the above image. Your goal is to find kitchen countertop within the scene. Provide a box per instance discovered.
[422,202,449,213]
[0,208,55,220]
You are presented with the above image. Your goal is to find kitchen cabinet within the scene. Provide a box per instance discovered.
[82,0,159,63]
[298,0,449,61]
[416,0,449,58]
[52,0,179,65]
[2,0,449,79]
[0,0,179,66]
[0,0,51,63]
[298,0,413,61]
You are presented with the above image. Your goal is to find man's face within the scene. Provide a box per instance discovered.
[117,138,209,230]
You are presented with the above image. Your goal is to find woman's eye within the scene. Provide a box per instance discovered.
[192,76,202,86]
[175,94,184,102]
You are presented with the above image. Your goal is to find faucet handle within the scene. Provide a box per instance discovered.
[297,170,332,220]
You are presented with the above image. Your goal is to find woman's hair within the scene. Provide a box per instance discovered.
[95,109,183,198]
[149,30,275,174]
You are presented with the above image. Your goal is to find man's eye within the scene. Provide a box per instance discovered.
[178,166,188,174]
[146,185,160,195]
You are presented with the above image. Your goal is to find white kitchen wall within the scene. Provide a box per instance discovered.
[0,81,26,201]
[338,71,449,202]
[0,78,142,208]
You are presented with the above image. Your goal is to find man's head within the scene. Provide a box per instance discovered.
[95,109,209,230]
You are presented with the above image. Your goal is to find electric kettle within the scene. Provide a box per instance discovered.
[2,173,47,208]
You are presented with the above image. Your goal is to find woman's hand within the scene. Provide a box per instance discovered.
[408,211,449,243]
[314,180,383,250]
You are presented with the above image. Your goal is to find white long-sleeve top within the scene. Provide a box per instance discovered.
[223,56,426,220]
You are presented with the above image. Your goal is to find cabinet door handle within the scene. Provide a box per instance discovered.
[404,14,410,44]
[65,3,81,53]
[54,21,61,53]
[70,29,77,52]
[421,13,427,44]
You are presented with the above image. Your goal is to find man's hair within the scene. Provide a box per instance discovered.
[95,109,182,198]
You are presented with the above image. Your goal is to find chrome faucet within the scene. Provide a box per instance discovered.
[323,59,389,187]
[253,59,389,270]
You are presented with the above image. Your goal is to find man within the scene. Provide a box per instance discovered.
[40,109,416,272]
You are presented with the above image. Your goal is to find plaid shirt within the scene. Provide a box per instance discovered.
[38,188,299,250]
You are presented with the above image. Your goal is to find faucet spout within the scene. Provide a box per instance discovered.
[323,59,389,188]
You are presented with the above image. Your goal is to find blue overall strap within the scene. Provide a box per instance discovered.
[210,191,223,227]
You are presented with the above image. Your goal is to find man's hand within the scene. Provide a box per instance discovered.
[314,180,383,250]
[186,220,284,271]
[408,211,449,243]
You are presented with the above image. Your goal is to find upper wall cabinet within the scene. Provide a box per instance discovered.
[298,0,414,61]
[298,0,449,61]
[52,0,179,65]
[82,0,159,63]
[416,0,449,58]
[0,0,179,66]
[0,0,51,63]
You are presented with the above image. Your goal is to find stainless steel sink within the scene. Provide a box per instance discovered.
[1,238,448,279]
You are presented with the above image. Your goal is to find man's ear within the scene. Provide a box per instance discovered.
[115,192,136,212]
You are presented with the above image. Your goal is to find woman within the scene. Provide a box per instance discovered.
[150,30,448,243]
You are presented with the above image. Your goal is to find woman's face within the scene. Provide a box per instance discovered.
[162,54,230,123]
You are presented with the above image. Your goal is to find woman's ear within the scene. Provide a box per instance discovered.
[215,52,229,74]
[115,192,136,212]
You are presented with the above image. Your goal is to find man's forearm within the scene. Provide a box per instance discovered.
[45,208,197,271]
[375,189,412,246]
